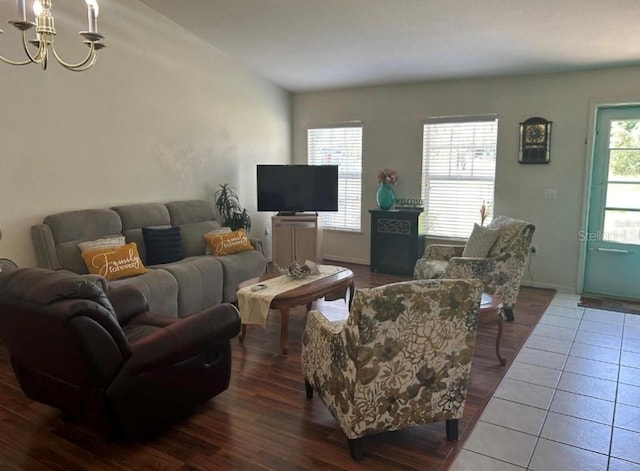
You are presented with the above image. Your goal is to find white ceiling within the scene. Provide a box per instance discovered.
[139,0,640,92]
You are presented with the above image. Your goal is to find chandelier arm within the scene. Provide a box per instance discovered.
[49,40,96,70]
[63,52,97,72]
[0,51,32,65]
[0,30,37,65]
[20,30,45,63]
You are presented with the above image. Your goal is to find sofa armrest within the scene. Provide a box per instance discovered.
[125,303,241,373]
[30,224,62,270]
[249,237,264,256]
[301,310,351,390]
[423,244,465,261]
[107,285,148,325]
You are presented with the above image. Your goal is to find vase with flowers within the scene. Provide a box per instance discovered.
[376,168,398,210]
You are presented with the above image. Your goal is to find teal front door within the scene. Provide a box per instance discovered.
[583,106,640,299]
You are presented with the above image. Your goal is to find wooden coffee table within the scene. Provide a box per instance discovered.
[237,268,355,354]
[480,293,507,366]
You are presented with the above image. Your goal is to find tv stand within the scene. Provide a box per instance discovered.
[272,215,321,267]
[276,211,319,217]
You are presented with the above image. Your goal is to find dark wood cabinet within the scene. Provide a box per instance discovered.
[369,209,426,276]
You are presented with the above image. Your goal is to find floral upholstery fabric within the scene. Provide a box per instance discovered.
[301,278,483,440]
[413,245,464,279]
[414,216,535,310]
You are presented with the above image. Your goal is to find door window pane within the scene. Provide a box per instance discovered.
[605,183,640,210]
[608,120,640,181]
[608,149,640,181]
[603,210,640,244]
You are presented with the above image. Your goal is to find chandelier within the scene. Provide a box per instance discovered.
[0,0,105,72]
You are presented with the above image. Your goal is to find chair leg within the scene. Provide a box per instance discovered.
[446,419,458,441]
[503,307,515,322]
[304,379,313,399]
[347,437,364,461]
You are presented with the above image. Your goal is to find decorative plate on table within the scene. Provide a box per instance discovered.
[0,258,18,273]
[278,260,320,279]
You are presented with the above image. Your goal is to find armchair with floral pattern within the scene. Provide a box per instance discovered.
[301,278,483,461]
[414,216,535,321]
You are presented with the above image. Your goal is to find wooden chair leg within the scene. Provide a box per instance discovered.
[304,379,313,399]
[503,307,515,322]
[347,438,364,461]
[446,419,458,441]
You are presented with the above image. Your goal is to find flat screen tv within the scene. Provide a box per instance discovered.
[257,165,339,214]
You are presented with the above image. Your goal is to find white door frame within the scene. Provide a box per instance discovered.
[577,97,640,294]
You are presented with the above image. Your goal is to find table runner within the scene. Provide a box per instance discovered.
[237,265,346,327]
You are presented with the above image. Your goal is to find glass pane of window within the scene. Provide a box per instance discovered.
[421,117,498,238]
[603,210,640,244]
[606,183,640,210]
[609,120,640,182]
[308,126,362,231]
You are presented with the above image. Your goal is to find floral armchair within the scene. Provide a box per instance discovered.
[301,278,483,461]
[414,216,535,321]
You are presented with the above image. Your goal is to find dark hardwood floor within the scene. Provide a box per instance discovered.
[0,263,555,470]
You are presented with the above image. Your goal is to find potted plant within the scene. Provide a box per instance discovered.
[214,183,251,232]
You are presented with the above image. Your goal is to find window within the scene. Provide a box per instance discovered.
[307,125,362,231]
[421,116,498,238]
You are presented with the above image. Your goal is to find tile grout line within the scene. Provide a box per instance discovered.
[523,297,583,470]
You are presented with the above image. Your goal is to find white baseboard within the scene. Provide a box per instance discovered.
[321,254,369,266]
[521,280,576,293]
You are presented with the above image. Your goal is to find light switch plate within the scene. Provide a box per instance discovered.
[544,189,557,200]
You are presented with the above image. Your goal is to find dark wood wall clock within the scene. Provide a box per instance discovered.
[519,117,551,164]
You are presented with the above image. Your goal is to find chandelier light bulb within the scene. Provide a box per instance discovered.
[85,0,99,33]
[33,0,43,17]
[17,0,27,21]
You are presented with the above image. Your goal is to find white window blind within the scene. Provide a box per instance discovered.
[308,125,362,231]
[421,116,498,238]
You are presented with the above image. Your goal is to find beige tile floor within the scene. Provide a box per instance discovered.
[451,292,640,471]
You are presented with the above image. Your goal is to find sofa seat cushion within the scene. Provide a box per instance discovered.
[108,269,179,317]
[156,256,224,317]
[413,259,448,280]
[215,250,267,303]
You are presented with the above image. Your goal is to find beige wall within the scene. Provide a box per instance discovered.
[0,0,290,267]
[292,66,640,292]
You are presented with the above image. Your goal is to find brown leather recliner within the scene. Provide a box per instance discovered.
[0,268,240,438]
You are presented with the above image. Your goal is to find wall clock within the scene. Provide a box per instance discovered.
[519,117,551,164]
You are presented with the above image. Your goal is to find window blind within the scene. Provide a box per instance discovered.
[421,117,498,238]
[308,125,362,231]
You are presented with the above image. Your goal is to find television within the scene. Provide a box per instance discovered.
[257,165,339,214]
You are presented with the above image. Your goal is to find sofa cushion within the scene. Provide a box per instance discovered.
[205,229,253,256]
[111,203,171,231]
[165,200,216,226]
[78,235,126,253]
[108,269,179,317]
[462,224,500,258]
[142,227,184,265]
[158,256,224,315]
[43,209,123,274]
[82,242,147,281]
[215,250,267,302]
[204,227,232,255]
[180,221,222,257]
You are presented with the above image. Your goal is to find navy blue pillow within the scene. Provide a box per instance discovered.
[142,227,184,265]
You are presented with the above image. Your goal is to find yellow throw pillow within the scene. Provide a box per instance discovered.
[204,229,253,256]
[81,242,147,280]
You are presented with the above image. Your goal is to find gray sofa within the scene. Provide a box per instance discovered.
[31,199,267,317]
